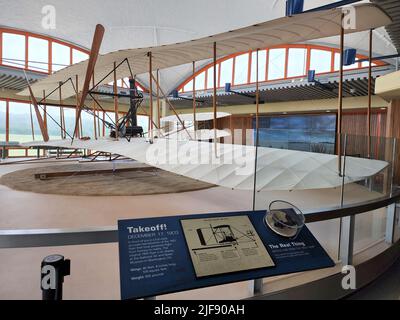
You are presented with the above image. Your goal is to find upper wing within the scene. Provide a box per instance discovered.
[18,4,391,100]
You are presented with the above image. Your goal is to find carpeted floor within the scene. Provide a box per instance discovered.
[0,161,214,196]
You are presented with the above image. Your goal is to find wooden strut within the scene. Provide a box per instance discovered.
[29,103,35,141]
[113,61,119,140]
[156,69,161,129]
[150,72,193,140]
[367,29,373,158]
[148,52,154,139]
[75,75,80,138]
[213,42,218,156]
[193,61,197,140]
[59,82,66,139]
[337,13,344,175]
[92,73,98,140]
[72,24,105,143]
[42,91,47,134]
[252,49,260,210]
[26,79,49,142]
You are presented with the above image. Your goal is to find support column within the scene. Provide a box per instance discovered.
[75,75,80,139]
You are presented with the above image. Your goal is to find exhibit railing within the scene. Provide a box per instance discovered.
[0,132,399,299]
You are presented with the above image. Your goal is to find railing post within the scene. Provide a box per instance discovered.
[386,203,396,244]
[41,254,70,301]
[339,215,355,265]
[249,279,263,295]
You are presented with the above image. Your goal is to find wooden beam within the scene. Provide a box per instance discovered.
[73,24,105,140]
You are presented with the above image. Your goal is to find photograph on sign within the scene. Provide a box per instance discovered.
[181,215,275,277]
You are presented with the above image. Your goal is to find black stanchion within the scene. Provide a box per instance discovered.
[41,255,71,301]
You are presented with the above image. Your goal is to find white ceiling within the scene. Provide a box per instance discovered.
[1,0,397,93]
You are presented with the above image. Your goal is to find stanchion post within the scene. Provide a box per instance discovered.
[41,254,71,301]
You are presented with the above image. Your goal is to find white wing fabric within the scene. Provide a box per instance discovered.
[24,138,388,191]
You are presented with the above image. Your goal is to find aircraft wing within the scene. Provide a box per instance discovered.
[23,138,388,191]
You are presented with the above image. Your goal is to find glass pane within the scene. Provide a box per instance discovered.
[52,42,70,72]
[219,58,233,87]
[2,33,25,68]
[138,115,149,134]
[250,50,267,83]
[195,71,205,91]
[72,49,89,64]
[63,107,76,137]
[334,53,359,70]
[206,65,219,89]
[310,49,332,74]
[0,101,6,141]
[46,106,62,139]
[80,111,95,138]
[28,37,49,72]
[234,53,249,85]
[183,80,193,92]
[268,48,285,80]
[287,48,307,77]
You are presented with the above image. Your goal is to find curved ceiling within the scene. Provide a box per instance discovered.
[1,0,397,93]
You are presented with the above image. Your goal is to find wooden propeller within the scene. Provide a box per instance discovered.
[72,24,105,140]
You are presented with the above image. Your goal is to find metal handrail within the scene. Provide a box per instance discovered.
[1,190,399,249]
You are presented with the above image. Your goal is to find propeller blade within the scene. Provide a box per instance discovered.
[73,24,105,140]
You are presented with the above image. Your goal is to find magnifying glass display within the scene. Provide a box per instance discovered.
[264,200,305,239]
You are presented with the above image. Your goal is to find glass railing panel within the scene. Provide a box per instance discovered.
[353,208,387,254]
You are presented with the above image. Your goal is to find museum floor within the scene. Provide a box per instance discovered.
[0,159,389,299]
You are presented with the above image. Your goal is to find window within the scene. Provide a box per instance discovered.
[2,33,25,68]
[220,58,233,87]
[206,65,219,89]
[138,115,149,134]
[268,48,286,80]
[287,48,307,77]
[310,49,332,74]
[334,53,359,71]
[80,111,95,138]
[0,101,6,141]
[250,50,267,83]
[46,106,63,139]
[195,71,205,91]
[72,49,89,64]
[28,37,49,72]
[52,42,70,72]
[63,107,76,136]
[234,53,249,85]
[183,80,193,92]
